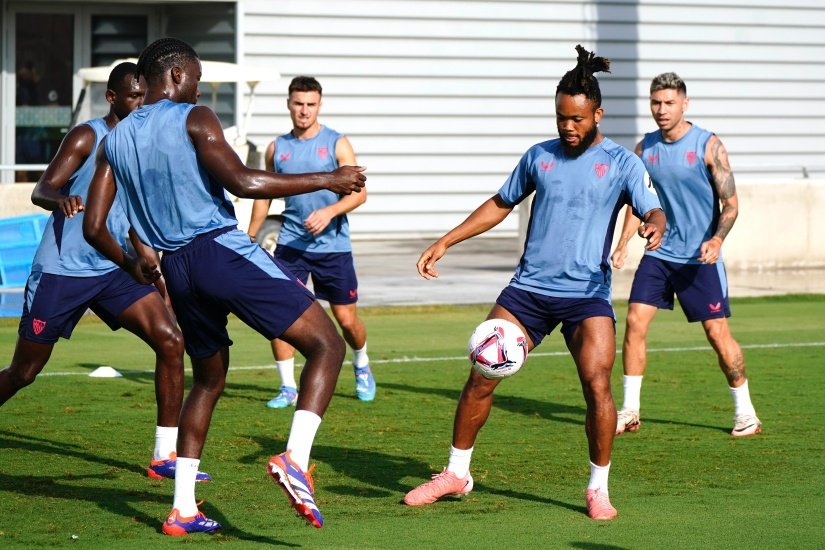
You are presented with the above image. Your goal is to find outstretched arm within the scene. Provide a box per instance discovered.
[417,194,513,279]
[186,106,366,199]
[31,124,96,217]
[700,135,738,264]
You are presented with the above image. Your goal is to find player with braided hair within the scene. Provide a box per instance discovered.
[404,45,665,520]
[84,38,365,535]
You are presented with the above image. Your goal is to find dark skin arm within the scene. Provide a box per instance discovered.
[186,106,366,199]
[31,125,96,217]
[639,208,666,251]
[700,135,737,264]
[84,143,159,285]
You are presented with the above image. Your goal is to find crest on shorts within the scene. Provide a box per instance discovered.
[594,163,609,178]
[709,302,722,313]
[33,318,46,335]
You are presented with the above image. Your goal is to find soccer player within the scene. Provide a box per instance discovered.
[247,75,374,407]
[83,38,365,536]
[0,62,208,482]
[610,72,762,437]
[403,45,665,521]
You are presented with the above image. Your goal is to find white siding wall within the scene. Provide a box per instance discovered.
[240,0,825,240]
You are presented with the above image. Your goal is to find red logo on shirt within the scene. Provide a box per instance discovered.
[279,152,291,162]
[33,318,46,335]
[686,151,697,165]
[317,147,329,159]
[594,163,609,178]
[647,154,659,165]
[709,302,722,313]
[540,161,555,171]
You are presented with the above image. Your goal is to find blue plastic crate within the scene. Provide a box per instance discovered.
[0,213,48,288]
[0,213,48,245]
[0,259,34,287]
[0,243,39,264]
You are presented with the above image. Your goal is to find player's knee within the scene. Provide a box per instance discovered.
[336,315,361,337]
[703,321,730,346]
[624,314,648,339]
[5,363,40,389]
[155,326,184,359]
[308,328,346,363]
[580,373,612,400]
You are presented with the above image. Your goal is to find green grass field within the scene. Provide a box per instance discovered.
[1,296,824,549]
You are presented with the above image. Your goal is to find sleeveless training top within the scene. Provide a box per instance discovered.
[640,123,716,264]
[32,118,130,276]
[499,136,661,300]
[104,100,236,252]
[274,125,351,253]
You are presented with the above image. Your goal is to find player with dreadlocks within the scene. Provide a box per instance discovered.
[83,38,365,535]
[403,45,666,520]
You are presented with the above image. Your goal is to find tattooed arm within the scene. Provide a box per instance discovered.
[699,134,738,264]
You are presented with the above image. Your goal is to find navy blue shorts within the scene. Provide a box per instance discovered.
[629,255,731,322]
[19,268,156,344]
[162,228,315,359]
[495,285,615,348]
[274,245,359,305]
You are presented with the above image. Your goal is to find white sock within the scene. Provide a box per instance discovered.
[446,445,473,478]
[286,409,322,471]
[730,379,756,417]
[622,375,643,412]
[172,457,200,516]
[587,461,611,492]
[154,426,178,461]
[352,344,369,369]
[276,358,297,389]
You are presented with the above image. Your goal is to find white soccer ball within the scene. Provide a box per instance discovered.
[467,318,528,379]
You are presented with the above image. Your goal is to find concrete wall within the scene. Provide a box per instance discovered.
[518,180,825,271]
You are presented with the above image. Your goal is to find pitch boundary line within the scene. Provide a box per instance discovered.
[35,341,825,377]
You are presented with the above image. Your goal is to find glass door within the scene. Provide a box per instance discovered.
[14,12,74,182]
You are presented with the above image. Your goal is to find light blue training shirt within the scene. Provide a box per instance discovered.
[499,136,661,300]
[640,123,717,264]
[104,100,236,252]
[274,125,351,253]
[32,118,130,276]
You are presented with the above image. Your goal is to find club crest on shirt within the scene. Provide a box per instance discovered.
[540,160,555,172]
[685,151,697,165]
[279,152,291,162]
[317,147,329,159]
[647,153,659,165]
[594,163,609,178]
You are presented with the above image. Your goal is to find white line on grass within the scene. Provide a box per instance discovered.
[36,341,825,377]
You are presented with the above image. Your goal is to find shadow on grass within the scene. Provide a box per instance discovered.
[239,438,586,515]
[0,431,298,545]
[379,381,586,426]
[378,381,727,433]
